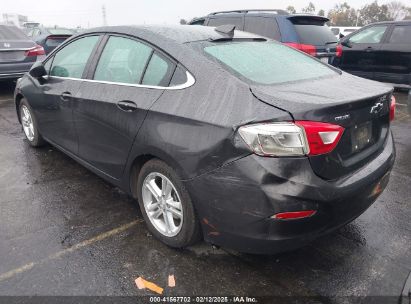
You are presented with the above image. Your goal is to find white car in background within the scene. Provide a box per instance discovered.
[330,26,361,39]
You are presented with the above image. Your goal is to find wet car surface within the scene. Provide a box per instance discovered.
[0,80,410,301]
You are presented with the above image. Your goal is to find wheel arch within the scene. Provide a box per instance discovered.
[15,93,25,124]
[127,148,188,199]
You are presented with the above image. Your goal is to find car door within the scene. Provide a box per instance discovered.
[35,35,101,154]
[73,35,175,179]
[376,24,411,85]
[339,24,389,80]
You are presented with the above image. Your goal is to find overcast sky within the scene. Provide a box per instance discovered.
[0,0,404,28]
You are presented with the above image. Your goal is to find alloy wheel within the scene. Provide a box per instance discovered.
[21,105,35,142]
[142,172,184,237]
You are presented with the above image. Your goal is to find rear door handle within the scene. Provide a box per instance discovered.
[117,100,138,112]
[60,92,72,102]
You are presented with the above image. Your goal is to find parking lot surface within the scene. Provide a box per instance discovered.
[0,80,410,302]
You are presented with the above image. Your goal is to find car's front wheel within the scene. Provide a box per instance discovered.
[136,159,201,248]
[19,99,45,147]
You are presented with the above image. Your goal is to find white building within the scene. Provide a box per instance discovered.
[1,14,28,28]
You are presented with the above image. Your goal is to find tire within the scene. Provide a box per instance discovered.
[19,98,46,147]
[136,159,201,248]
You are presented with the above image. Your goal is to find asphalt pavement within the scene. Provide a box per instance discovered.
[0,80,410,303]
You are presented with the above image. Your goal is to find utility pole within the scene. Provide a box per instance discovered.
[102,5,107,26]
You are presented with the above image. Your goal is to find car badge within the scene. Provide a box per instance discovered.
[3,43,10,48]
[335,114,350,121]
[326,48,330,53]
[370,102,384,115]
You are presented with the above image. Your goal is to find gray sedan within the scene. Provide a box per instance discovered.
[0,24,45,80]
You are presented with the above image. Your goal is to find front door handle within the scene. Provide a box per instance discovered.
[60,92,72,102]
[117,100,138,112]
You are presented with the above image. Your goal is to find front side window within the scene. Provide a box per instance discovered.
[204,42,336,85]
[94,36,153,84]
[349,26,387,44]
[50,35,99,78]
[389,25,411,44]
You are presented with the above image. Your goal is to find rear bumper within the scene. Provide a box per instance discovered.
[0,72,26,80]
[0,61,36,80]
[185,132,395,254]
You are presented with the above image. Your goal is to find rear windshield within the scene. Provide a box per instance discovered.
[291,19,337,45]
[47,28,74,35]
[204,42,336,85]
[0,25,28,40]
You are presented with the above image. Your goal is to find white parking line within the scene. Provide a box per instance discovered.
[0,220,139,282]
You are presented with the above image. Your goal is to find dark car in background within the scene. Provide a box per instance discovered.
[333,20,411,88]
[27,26,75,54]
[0,24,45,80]
[15,25,395,254]
[189,9,341,64]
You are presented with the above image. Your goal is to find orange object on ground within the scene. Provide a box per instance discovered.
[168,275,176,287]
[134,277,164,294]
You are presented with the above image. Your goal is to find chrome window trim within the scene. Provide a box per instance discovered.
[44,71,195,90]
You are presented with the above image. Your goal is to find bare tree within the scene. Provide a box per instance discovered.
[387,1,408,20]
[318,9,325,16]
[358,1,391,25]
[286,6,296,14]
[302,2,316,14]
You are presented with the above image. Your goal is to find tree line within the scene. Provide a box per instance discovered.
[286,1,410,26]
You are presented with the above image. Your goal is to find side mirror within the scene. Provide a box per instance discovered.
[340,40,352,48]
[29,62,47,78]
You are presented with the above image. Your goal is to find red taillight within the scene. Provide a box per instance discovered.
[296,121,345,156]
[390,95,396,122]
[25,45,45,57]
[336,45,343,57]
[273,210,317,220]
[284,42,317,56]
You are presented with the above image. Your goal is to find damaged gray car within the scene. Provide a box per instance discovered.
[14,25,395,254]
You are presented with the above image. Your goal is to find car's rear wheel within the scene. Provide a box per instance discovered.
[19,99,45,147]
[136,159,201,248]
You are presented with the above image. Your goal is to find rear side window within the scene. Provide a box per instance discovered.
[204,42,336,85]
[94,36,153,84]
[142,53,174,86]
[50,35,99,78]
[244,16,281,40]
[291,19,337,45]
[349,25,387,44]
[331,28,340,35]
[169,65,188,86]
[207,16,243,30]
[0,25,28,40]
[389,25,411,44]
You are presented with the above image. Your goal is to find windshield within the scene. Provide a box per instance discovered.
[203,42,337,85]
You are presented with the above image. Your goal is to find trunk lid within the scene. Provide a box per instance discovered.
[0,24,37,64]
[0,40,37,63]
[288,15,339,62]
[251,73,393,180]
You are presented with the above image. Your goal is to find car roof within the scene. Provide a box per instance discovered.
[81,24,265,44]
[365,20,411,25]
[205,10,329,22]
